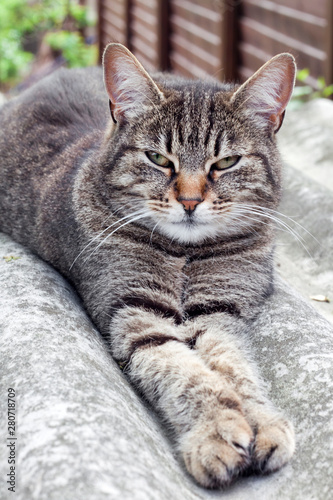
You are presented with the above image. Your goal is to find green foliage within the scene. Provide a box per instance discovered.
[0,33,34,84]
[290,69,333,110]
[45,31,97,68]
[0,0,96,88]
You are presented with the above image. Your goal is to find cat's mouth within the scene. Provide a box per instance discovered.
[180,216,197,226]
[154,214,220,244]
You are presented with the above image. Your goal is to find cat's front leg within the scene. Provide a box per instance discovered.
[109,307,255,487]
[191,314,295,475]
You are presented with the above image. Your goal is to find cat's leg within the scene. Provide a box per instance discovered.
[191,314,295,476]
[110,307,256,487]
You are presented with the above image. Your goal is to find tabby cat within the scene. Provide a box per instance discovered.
[0,43,296,488]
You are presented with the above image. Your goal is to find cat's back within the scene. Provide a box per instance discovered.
[0,66,107,139]
[0,66,108,248]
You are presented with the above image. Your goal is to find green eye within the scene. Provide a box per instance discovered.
[146,151,172,168]
[213,155,241,170]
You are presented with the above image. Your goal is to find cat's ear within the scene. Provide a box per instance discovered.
[231,53,296,133]
[103,43,164,125]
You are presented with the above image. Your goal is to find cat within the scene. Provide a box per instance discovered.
[0,43,296,488]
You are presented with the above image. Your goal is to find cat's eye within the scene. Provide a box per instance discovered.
[212,155,241,171]
[146,151,173,169]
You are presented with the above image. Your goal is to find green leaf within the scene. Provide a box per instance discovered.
[296,68,310,82]
[317,76,326,90]
[322,85,333,97]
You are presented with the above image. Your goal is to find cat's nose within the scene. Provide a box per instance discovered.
[178,197,202,214]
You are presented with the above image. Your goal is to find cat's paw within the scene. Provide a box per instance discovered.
[180,409,253,488]
[252,416,295,473]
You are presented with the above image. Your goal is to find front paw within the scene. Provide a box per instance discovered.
[252,416,295,473]
[180,409,253,488]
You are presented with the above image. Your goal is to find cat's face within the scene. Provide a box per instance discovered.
[102,45,296,245]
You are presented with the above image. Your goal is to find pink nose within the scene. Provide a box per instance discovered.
[178,198,202,212]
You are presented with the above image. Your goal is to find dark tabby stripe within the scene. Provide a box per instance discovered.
[248,152,276,187]
[178,122,184,145]
[110,296,183,324]
[165,129,173,154]
[186,330,204,349]
[129,333,180,359]
[185,301,240,318]
[107,144,139,169]
[204,99,215,146]
[214,130,222,158]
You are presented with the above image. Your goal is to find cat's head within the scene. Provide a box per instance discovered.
[101,44,296,245]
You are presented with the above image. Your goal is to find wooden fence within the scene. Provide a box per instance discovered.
[96,0,333,86]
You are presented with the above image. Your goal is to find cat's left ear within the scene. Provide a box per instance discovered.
[103,43,164,125]
[231,53,296,133]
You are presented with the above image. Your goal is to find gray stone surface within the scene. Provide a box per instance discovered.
[1,232,332,500]
[1,99,333,499]
[275,166,333,323]
[278,98,333,192]
[276,100,333,322]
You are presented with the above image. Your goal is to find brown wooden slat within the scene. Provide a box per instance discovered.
[170,0,238,81]
[105,0,125,19]
[131,11,156,33]
[135,0,157,10]
[97,0,331,89]
[219,0,239,81]
[171,33,220,69]
[170,52,209,79]
[239,41,275,67]
[99,0,127,54]
[132,36,158,62]
[272,0,326,18]
[240,18,326,61]
[101,22,126,44]
[170,15,220,58]
[171,39,217,74]
[131,23,157,44]
[130,0,159,69]
[156,0,170,70]
[239,29,325,78]
[172,0,221,36]
[173,0,219,22]
[241,1,325,49]
[102,8,126,32]
[326,0,333,84]
[244,0,326,27]
[132,48,156,71]
[171,14,220,47]
[132,4,157,27]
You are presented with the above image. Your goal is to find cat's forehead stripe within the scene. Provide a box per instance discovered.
[214,130,222,158]
[165,129,173,154]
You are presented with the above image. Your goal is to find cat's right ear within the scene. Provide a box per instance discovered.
[103,43,164,125]
[231,53,296,133]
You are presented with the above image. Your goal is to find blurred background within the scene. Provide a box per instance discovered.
[0,0,98,94]
[1,0,333,105]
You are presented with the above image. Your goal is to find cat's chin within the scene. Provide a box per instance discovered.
[157,221,220,245]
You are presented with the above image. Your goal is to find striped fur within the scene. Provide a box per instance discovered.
[0,44,296,488]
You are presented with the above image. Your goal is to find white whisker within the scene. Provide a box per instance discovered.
[231,204,314,259]
[83,211,151,262]
[69,208,147,270]
[150,221,160,244]
[242,204,321,246]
